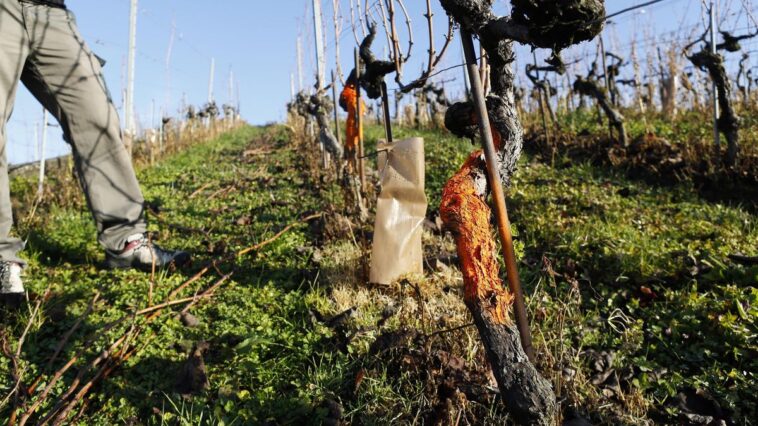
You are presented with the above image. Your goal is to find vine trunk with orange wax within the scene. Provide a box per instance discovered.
[438,0,607,424]
[339,83,365,167]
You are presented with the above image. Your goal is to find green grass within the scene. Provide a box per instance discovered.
[0,123,755,424]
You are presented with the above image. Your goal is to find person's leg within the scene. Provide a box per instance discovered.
[0,0,31,266]
[22,4,146,252]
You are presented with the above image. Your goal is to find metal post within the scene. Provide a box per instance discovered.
[150,99,155,163]
[462,49,471,101]
[312,0,328,167]
[228,69,234,105]
[710,2,720,154]
[296,37,304,92]
[312,0,326,88]
[461,31,535,362]
[355,48,366,193]
[164,20,175,113]
[290,73,296,101]
[235,81,241,119]
[380,82,393,142]
[37,109,48,197]
[124,0,138,155]
[208,57,215,104]
[159,107,164,154]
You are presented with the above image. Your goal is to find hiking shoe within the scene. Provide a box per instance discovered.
[105,233,190,271]
[0,261,25,308]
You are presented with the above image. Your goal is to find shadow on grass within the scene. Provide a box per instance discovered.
[24,230,94,266]
[524,132,758,213]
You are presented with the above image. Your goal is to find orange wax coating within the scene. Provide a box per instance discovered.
[440,126,513,325]
[339,83,366,151]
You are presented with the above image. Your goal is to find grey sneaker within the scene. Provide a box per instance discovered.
[0,261,25,308]
[105,233,191,271]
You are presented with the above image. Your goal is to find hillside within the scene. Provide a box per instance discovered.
[0,124,755,425]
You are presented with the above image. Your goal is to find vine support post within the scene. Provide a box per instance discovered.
[312,0,329,169]
[355,48,366,193]
[124,0,138,157]
[709,2,720,155]
[461,49,471,101]
[461,31,535,362]
[332,70,341,146]
[381,82,393,142]
[533,52,550,145]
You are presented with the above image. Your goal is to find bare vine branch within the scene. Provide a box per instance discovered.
[387,0,404,80]
[395,0,414,63]
[349,0,361,45]
[333,0,346,84]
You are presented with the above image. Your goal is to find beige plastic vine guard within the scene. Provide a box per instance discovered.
[370,137,427,285]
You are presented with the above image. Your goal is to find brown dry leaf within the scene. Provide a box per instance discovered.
[353,369,365,394]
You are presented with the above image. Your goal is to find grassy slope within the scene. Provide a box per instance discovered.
[0,123,755,425]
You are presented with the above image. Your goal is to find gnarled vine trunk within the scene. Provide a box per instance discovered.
[438,0,606,423]
[689,49,740,166]
[573,76,628,146]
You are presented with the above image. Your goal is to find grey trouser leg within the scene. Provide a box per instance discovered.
[0,1,147,260]
[0,0,32,265]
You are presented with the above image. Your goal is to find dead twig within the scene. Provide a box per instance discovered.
[237,213,323,257]
[188,182,212,199]
[45,274,230,424]
[207,185,236,201]
[424,322,475,340]
[18,266,211,425]
[22,288,220,425]
[46,292,100,370]
[3,291,47,423]
[0,336,25,415]
[16,293,45,365]
[29,327,134,426]
[159,265,213,315]
[180,273,234,314]
[37,325,137,426]
[51,326,141,425]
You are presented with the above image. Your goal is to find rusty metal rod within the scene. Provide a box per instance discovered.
[355,48,367,193]
[461,30,535,362]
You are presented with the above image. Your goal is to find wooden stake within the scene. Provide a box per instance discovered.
[461,31,535,362]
